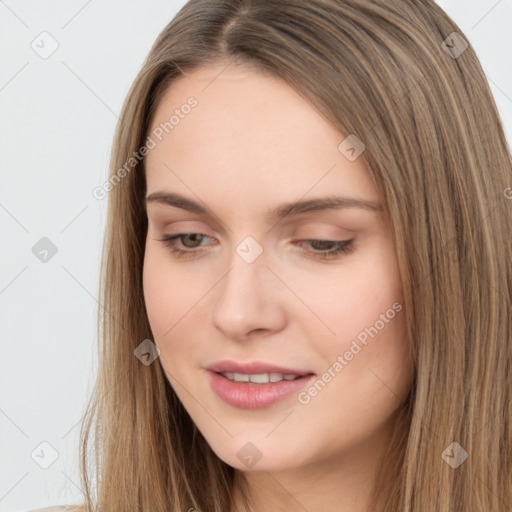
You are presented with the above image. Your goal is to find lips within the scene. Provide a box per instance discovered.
[204,359,314,376]
[208,371,315,409]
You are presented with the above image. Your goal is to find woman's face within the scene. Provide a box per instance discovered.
[143,63,413,474]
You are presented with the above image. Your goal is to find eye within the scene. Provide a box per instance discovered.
[157,233,214,258]
[156,233,355,260]
[293,239,355,259]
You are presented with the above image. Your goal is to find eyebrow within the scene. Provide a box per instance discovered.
[145,191,383,218]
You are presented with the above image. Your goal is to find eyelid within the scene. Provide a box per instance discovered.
[292,222,357,238]
[157,231,355,261]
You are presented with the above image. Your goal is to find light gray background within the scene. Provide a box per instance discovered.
[1,1,511,510]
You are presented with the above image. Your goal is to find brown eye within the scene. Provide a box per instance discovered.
[178,233,206,248]
[308,240,338,251]
[157,232,215,258]
[293,239,355,260]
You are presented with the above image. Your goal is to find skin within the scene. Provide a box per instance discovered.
[142,62,414,512]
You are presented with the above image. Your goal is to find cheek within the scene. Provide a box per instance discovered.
[143,248,170,335]
[288,241,404,354]
[142,244,221,376]
[142,246,197,342]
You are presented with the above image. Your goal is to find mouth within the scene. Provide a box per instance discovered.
[214,371,313,384]
[208,370,316,409]
[205,359,314,377]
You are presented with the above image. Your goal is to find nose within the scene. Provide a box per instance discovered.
[211,245,287,341]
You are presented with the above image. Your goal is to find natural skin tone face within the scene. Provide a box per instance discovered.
[143,62,414,512]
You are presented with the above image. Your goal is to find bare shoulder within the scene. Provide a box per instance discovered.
[27,506,82,512]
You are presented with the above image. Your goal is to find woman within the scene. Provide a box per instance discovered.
[32,0,512,510]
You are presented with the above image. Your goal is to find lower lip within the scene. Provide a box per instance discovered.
[208,371,315,409]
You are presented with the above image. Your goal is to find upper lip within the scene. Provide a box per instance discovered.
[205,360,315,376]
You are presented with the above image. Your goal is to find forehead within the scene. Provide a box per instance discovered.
[144,64,380,210]
[148,63,338,148]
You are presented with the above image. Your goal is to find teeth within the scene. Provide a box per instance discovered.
[220,372,302,383]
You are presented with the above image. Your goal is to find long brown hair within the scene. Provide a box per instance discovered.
[73,1,512,510]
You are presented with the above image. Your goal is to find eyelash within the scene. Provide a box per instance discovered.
[156,233,355,260]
